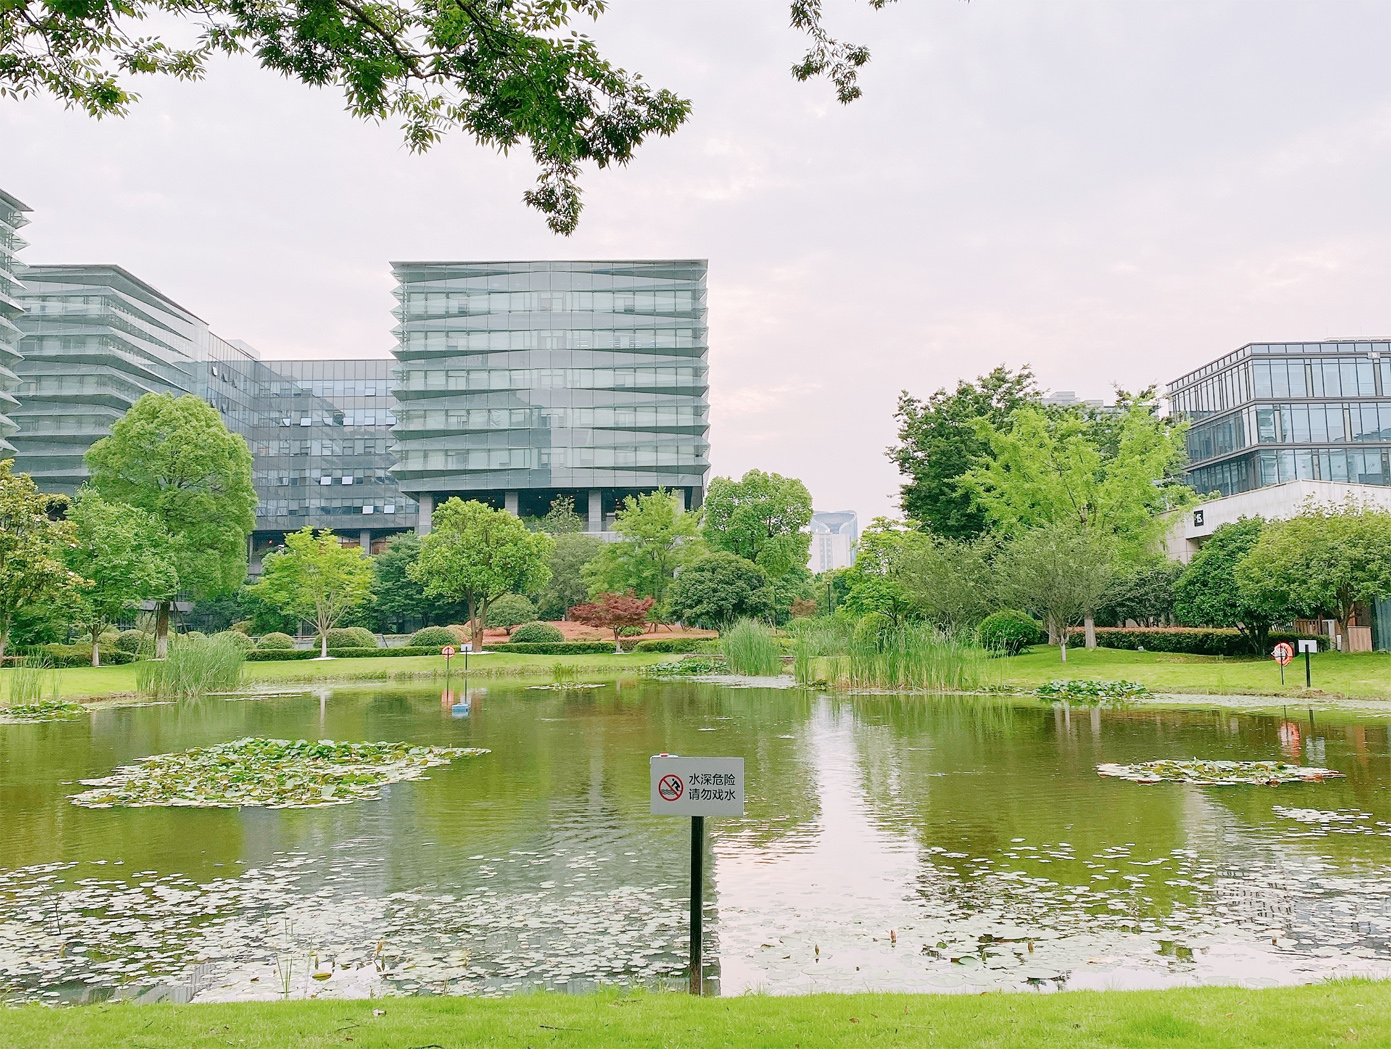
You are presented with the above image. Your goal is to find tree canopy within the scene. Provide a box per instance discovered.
[409,498,552,648]
[994,522,1117,660]
[569,591,654,651]
[66,491,179,666]
[85,393,256,655]
[2,1,891,233]
[1172,518,1287,651]
[666,551,772,629]
[0,460,86,659]
[536,532,604,620]
[252,527,375,657]
[585,488,699,613]
[888,365,1041,540]
[701,470,813,580]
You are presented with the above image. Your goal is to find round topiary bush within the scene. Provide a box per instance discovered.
[486,593,537,633]
[213,630,256,652]
[181,630,208,642]
[115,628,151,653]
[510,621,565,644]
[410,626,460,648]
[256,631,297,651]
[978,609,1042,655]
[853,612,895,649]
[326,626,378,649]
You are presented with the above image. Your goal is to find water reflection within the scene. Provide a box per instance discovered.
[0,684,1388,1003]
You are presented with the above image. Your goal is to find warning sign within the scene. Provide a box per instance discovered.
[650,755,744,816]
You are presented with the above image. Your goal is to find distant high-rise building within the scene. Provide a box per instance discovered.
[0,189,30,454]
[389,260,711,532]
[808,510,858,573]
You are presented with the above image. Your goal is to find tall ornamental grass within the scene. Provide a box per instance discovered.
[136,634,247,699]
[721,619,784,676]
[5,658,57,706]
[790,619,853,685]
[811,622,993,692]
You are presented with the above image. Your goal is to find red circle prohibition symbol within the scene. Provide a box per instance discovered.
[658,774,684,802]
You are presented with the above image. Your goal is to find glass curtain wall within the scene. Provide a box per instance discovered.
[0,189,29,453]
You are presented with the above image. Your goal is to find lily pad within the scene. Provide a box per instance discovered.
[1,700,86,722]
[70,737,488,809]
[1096,759,1344,786]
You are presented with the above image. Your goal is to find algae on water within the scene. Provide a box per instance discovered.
[70,737,488,809]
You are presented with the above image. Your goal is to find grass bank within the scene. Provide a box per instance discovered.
[1,983,1385,1049]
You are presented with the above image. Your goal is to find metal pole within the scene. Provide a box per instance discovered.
[445,655,451,697]
[689,815,704,995]
[1305,651,1311,688]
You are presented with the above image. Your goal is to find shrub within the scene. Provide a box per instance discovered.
[325,626,378,649]
[721,619,783,676]
[1064,627,1327,657]
[486,641,638,654]
[213,630,256,652]
[114,629,151,653]
[853,612,895,650]
[410,626,460,648]
[98,631,120,647]
[486,594,537,634]
[511,621,565,644]
[181,630,208,642]
[633,637,700,653]
[40,644,136,668]
[618,625,646,637]
[229,620,253,635]
[256,632,297,651]
[245,649,318,661]
[979,610,1042,655]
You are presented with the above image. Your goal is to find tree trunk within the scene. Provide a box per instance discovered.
[1046,617,1058,646]
[613,629,622,655]
[155,601,171,659]
[1084,611,1096,650]
[1060,641,1068,663]
[469,596,484,652]
[91,626,101,668]
[0,625,7,661]
[320,632,329,658]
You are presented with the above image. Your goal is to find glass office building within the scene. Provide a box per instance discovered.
[0,190,31,454]
[1170,339,1391,497]
[390,260,711,531]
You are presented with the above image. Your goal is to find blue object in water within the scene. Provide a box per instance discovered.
[451,703,471,718]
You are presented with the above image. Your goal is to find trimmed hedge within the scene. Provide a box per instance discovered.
[256,632,297,651]
[114,629,151,653]
[633,638,701,653]
[979,610,1042,655]
[213,630,257,652]
[1065,627,1328,657]
[326,627,379,649]
[244,646,442,662]
[410,626,460,648]
[511,621,565,644]
[485,641,638,655]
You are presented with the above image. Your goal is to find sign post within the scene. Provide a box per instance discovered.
[650,754,744,995]
[1272,642,1293,686]
[1297,638,1317,688]
[441,644,455,696]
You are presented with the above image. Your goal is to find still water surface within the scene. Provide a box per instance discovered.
[1,680,1389,1002]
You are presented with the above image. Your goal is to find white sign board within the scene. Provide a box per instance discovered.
[650,755,744,817]
[1297,639,1318,654]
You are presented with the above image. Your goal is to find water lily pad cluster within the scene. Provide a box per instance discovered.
[1036,679,1149,704]
[1097,759,1344,785]
[0,700,86,722]
[69,737,488,809]
[640,656,726,677]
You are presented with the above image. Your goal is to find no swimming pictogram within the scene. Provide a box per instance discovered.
[658,774,684,801]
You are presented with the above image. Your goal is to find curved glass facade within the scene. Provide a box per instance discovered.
[390,260,710,527]
[0,190,30,453]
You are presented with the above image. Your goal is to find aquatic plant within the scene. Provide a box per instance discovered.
[70,737,488,808]
[640,655,726,677]
[720,619,783,676]
[4,657,56,707]
[1,698,85,721]
[827,624,992,692]
[1097,759,1344,785]
[135,634,247,699]
[1036,679,1149,704]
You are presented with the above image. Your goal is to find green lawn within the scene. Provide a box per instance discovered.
[995,646,1391,701]
[0,983,1385,1049]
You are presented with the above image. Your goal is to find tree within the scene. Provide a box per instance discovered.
[994,523,1117,662]
[960,399,1191,647]
[2,2,885,234]
[893,532,997,631]
[537,496,586,535]
[368,532,466,632]
[701,470,813,580]
[486,593,537,635]
[888,365,1041,540]
[1096,559,1184,628]
[585,489,700,614]
[0,460,87,659]
[409,499,552,649]
[835,518,921,626]
[251,528,374,658]
[1173,518,1287,653]
[86,393,256,657]
[667,552,773,629]
[569,592,655,652]
[66,492,179,666]
[1235,500,1391,633]
[536,532,604,620]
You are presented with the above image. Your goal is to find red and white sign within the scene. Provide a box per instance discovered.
[1272,642,1294,666]
[441,645,456,658]
[650,755,744,816]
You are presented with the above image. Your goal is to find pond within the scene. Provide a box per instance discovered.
[1,680,1389,1004]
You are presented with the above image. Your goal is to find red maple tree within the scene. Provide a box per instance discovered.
[568,592,655,652]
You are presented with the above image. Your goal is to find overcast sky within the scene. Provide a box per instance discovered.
[3,0,1388,519]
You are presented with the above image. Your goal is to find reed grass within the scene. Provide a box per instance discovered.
[5,657,55,706]
[136,635,247,699]
[720,619,784,676]
[794,620,994,692]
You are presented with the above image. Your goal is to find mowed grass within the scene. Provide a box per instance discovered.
[996,646,1391,701]
[0,982,1386,1049]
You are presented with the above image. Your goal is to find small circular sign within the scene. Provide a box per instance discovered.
[441,645,456,658]
[657,774,684,802]
[1272,642,1294,667]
